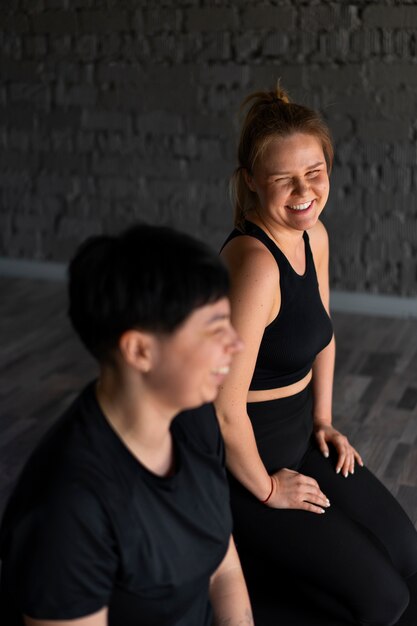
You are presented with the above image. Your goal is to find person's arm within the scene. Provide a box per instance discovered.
[216,237,329,513]
[24,608,108,626]
[310,221,364,477]
[209,536,253,626]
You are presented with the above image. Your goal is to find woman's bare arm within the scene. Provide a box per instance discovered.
[24,607,108,626]
[216,237,329,513]
[209,536,253,626]
[310,221,363,476]
[216,237,280,500]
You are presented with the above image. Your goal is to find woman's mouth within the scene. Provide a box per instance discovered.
[211,366,230,376]
[287,200,314,212]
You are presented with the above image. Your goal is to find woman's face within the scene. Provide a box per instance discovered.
[246,132,330,232]
[147,297,243,412]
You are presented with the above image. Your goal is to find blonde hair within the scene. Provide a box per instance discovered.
[230,84,334,230]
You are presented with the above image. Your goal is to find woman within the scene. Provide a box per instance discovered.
[215,86,417,625]
[0,224,253,626]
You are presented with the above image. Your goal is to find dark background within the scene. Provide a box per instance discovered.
[1,0,417,295]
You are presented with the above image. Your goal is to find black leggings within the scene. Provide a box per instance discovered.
[229,386,417,626]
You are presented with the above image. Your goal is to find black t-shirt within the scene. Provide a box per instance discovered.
[0,383,232,625]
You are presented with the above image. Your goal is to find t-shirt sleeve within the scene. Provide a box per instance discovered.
[9,481,118,620]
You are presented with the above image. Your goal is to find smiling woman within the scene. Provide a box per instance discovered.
[215,85,417,625]
[0,224,252,626]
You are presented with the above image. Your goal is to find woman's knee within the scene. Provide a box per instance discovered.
[355,574,409,626]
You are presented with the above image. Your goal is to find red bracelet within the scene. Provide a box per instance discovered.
[260,476,274,504]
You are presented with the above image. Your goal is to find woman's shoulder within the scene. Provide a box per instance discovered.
[221,229,280,279]
[306,219,329,261]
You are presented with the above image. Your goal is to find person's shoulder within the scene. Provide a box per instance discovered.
[223,229,278,271]
[172,403,223,457]
[307,219,329,249]
[1,383,109,522]
[306,219,329,262]
[221,230,280,304]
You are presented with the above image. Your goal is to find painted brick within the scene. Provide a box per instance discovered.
[74,35,98,61]
[185,8,238,31]
[0,32,23,59]
[97,177,137,198]
[36,174,75,195]
[82,110,132,132]
[42,153,89,174]
[97,62,146,84]
[369,62,417,87]
[233,33,263,62]
[56,83,97,107]
[300,5,359,31]
[241,7,295,30]
[24,36,48,58]
[9,83,51,110]
[262,33,290,57]
[197,63,250,86]
[0,0,416,295]
[0,59,40,82]
[247,64,306,94]
[0,13,30,33]
[364,6,417,28]
[358,118,410,142]
[39,108,81,130]
[144,8,181,33]
[306,66,364,90]
[79,10,129,33]
[7,129,30,152]
[49,35,72,57]
[195,33,231,62]
[32,11,78,34]
[136,111,183,134]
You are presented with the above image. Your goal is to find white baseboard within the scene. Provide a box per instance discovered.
[1,257,417,318]
[0,257,66,281]
[330,290,417,318]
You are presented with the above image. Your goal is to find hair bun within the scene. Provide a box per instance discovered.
[272,86,290,105]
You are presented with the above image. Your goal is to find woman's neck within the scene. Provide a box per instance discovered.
[96,367,176,477]
[248,212,304,253]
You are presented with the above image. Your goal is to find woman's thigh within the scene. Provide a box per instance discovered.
[230,477,410,625]
[299,445,417,579]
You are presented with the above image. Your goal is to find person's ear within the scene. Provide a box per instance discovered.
[243,168,256,192]
[118,330,155,373]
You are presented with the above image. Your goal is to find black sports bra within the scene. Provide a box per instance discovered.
[221,220,333,390]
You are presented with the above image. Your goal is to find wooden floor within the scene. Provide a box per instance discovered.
[0,275,416,529]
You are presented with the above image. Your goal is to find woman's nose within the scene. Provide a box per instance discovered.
[293,177,309,195]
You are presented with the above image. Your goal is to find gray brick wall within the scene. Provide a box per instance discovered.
[1,0,417,295]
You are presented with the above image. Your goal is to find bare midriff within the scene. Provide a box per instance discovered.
[247,369,312,403]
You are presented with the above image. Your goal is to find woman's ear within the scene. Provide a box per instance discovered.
[118,330,155,373]
[243,168,256,192]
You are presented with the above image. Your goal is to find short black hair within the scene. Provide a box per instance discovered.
[68,223,230,362]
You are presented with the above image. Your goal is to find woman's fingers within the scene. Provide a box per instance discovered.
[315,430,330,458]
[338,447,364,477]
[270,469,330,512]
[300,501,327,515]
[354,447,364,467]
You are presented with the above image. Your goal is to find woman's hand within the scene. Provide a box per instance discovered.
[267,468,330,514]
[314,424,364,477]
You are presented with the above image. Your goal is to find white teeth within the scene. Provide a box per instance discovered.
[289,201,312,211]
[212,366,230,375]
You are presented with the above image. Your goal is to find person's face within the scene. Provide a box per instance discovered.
[246,132,330,232]
[148,298,243,412]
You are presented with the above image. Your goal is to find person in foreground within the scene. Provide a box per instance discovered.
[0,224,254,626]
[215,85,417,625]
